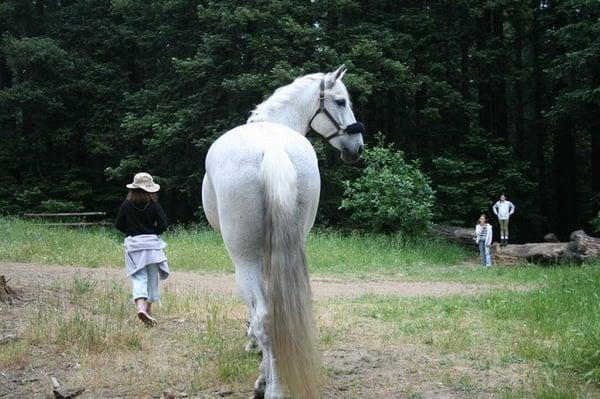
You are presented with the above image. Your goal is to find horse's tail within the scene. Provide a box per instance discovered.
[260,148,321,399]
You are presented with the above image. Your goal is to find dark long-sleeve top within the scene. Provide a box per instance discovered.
[115,200,168,237]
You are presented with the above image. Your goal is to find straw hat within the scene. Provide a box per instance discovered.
[126,172,160,193]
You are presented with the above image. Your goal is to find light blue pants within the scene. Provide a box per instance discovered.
[131,263,160,302]
[479,240,492,267]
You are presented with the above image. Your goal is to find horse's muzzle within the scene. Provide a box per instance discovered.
[340,121,365,163]
[341,145,363,164]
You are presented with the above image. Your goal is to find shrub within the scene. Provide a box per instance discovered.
[340,135,434,234]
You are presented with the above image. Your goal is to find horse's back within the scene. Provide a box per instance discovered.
[207,122,315,172]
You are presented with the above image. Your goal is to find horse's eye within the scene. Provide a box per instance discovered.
[335,99,346,107]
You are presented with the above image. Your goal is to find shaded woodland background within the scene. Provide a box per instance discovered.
[0,0,598,242]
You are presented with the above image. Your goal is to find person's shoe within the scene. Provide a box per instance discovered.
[137,310,157,327]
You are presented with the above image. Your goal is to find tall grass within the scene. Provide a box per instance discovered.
[7,274,260,396]
[306,229,467,275]
[0,217,469,276]
[25,281,143,353]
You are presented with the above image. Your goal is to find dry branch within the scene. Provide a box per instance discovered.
[50,377,85,399]
[0,275,22,304]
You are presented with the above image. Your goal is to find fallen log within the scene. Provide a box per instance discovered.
[492,230,600,266]
[431,224,475,246]
[543,233,560,243]
[568,230,600,262]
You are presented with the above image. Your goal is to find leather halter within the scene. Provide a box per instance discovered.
[309,78,351,141]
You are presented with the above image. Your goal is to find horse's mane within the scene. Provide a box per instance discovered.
[247,73,323,123]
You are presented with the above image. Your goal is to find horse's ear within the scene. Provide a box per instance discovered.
[333,64,347,80]
[325,64,347,88]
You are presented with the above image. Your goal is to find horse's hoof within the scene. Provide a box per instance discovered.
[253,375,266,398]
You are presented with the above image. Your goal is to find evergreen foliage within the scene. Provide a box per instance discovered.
[0,1,598,240]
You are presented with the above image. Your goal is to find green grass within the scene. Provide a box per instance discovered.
[0,217,471,277]
[1,217,592,285]
[349,263,600,394]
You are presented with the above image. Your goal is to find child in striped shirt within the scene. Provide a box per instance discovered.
[475,214,493,267]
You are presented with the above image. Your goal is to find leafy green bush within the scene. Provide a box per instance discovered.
[341,136,434,234]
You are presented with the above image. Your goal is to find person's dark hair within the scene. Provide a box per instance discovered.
[127,188,157,205]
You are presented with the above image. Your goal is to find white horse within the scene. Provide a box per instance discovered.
[202,66,364,399]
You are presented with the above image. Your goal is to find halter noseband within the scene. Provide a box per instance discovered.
[309,78,365,141]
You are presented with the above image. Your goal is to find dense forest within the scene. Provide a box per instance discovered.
[0,0,598,241]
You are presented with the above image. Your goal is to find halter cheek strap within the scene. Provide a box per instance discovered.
[309,79,350,141]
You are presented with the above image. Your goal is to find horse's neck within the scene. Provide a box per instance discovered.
[262,107,311,135]
[248,82,319,135]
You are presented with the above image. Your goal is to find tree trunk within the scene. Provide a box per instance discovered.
[531,2,548,228]
[591,71,600,199]
[513,22,525,154]
[477,5,508,142]
[478,7,492,135]
[592,130,600,196]
[553,114,577,239]
[0,56,11,89]
[491,7,508,143]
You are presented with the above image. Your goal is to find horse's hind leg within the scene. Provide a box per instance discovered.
[231,263,273,398]
[211,172,284,398]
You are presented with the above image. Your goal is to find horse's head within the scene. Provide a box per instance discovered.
[309,65,365,164]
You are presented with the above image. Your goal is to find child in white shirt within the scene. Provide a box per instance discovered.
[493,193,515,246]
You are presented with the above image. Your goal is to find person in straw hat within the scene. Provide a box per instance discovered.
[115,172,170,327]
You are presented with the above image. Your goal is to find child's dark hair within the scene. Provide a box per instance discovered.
[127,188,157,205]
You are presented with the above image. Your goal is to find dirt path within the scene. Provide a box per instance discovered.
[1,261,522,299]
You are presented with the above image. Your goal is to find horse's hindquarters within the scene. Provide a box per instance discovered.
[204,122,320,247]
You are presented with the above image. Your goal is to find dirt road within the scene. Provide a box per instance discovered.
[1,261,520,299]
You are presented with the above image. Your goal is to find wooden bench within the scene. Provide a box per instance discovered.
[23,212,111,227]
